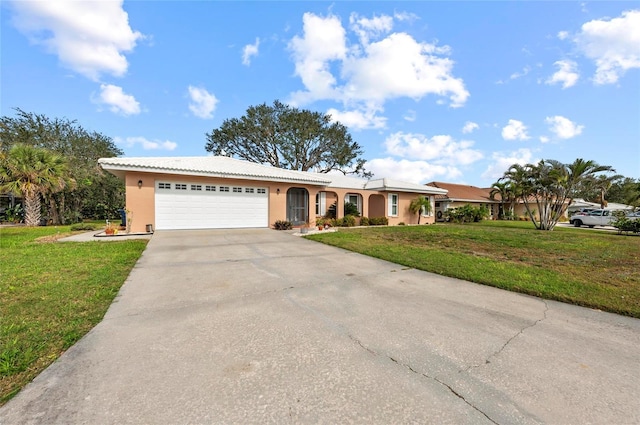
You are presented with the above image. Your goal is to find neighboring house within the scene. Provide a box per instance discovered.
[98,156,447,232]
[426,182,499,221]
[427,181,578,221]
[568,198,633,215]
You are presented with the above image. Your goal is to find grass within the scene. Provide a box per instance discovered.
[307,221,640,318]
[0,225,147,405]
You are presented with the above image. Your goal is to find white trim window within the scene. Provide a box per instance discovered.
[422,196,433,216]
[345,193,362,215]
[315,192,326,216]
[388,193,398,216]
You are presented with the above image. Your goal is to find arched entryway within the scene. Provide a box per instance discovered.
[287,188,309,225]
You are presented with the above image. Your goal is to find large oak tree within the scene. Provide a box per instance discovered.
[205,100,371,177]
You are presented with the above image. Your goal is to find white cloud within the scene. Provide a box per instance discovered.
[327,106,386,130]
[539,136,550,143]
[384,132,483,166]
[574,10,640,84]
[557,31,569,40]
[242,37,260,66]
[367,157,460,184]
[188,86,218,119]
[501,119,530,141]
[545,115,584,139]
[481,148,535,180]
[341,32,468,107]
[114,136,177,151]
[93,84,140,115]
[393,11,419,23]
[546,60,580,88]
[10,0,143,81]
[462,121,479,134]
[403,109,416,122]
[288,13,347,104]
[349,13,393,45]
[287,12,469,115]
[510,66,531,80]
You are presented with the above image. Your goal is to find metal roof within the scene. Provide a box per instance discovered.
[98,156,331,185]
[98,156,449,195]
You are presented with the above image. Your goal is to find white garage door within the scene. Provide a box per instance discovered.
[155,181,268,230]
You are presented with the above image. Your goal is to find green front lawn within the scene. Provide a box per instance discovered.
[0,225,147,404]
[307,221,640,318]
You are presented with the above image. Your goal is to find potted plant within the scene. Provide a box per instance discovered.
[300,221,309,234]
[104,221,115,235]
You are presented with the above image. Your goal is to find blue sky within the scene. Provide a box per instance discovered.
[2,1,639,187]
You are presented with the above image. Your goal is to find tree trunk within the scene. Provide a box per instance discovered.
[24,193,41,226]
[48,195,61,225]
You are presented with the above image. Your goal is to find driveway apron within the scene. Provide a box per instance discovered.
[1,229,639,424]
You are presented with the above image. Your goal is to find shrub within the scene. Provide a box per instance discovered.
[360,216,370,226]
[341,215,356,227]
[446,204,490,224]
[369,217,389,226]
[344,202,360,217]
[327,201,360,218]
[612,214,640,235]
[273,220,293,230]
[326,203,337,219]
[4,204,24,223]
[398,222,405,226]
[70,223,99,231]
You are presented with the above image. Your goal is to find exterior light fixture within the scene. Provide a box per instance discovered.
[138,180,143,189]
[276,188,280,194]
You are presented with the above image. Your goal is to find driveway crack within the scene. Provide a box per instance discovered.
[349,335,498,424]
[467,299,549,372]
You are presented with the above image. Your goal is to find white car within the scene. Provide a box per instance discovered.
[569,209,616,228]
[626,211,640,220]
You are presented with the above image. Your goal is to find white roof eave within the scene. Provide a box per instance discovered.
[98,162,330,185]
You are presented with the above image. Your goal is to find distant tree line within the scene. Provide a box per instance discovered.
[0,108,124,225]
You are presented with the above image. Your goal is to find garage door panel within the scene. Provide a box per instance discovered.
[155,182,268,230]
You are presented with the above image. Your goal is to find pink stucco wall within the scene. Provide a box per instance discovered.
[123,171,436,232]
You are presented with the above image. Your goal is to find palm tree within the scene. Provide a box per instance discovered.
[0,144,72,226]
[489,181,516,219]
[589,174,623,208]
[409,195,432,224]
[499,158,614,230]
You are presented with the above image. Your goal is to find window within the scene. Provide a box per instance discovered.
[158,182,171,189]
[219,186,230,192]
[315,192,326,216]
[205,185,216,191]
[422,196,432,216]
[245,188,255,193]
[233,187,242,193]
[190,184,202,191]
[388,194,398,216]
[257,188,266,194]
[175,184,187,190]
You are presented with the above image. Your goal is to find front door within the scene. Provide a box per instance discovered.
[287,188,308,225]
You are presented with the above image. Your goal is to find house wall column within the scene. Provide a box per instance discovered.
[125,172,155,233]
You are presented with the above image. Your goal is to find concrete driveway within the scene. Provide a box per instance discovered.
[1,229,639,424]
